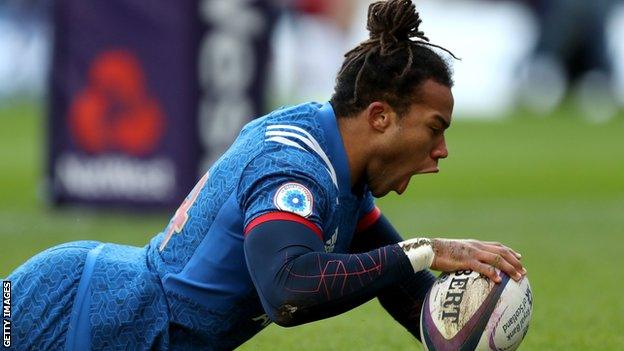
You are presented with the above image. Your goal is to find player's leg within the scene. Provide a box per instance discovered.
[6,240,101,350]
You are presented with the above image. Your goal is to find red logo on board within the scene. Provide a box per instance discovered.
[69,50,165,156]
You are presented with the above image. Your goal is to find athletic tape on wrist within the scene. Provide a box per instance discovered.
[398,238,434,273]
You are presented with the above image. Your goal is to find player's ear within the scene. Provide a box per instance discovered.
[366,101,395,133]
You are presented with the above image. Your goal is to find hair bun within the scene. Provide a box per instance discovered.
[367,0,427,43]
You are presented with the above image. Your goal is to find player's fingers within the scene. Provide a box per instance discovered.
[500,248,525,274]
[484,245,525,274]
[502,245,522,260]
[471,260,500,283]
[482,241,503,247]
[480,251,522,281]
[481,241,522,260]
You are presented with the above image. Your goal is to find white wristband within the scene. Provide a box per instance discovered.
[398,238,435,273]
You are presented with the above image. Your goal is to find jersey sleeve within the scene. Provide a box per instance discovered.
[237,147,333,239]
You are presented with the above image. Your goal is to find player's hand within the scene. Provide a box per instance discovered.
[430,239,526,283]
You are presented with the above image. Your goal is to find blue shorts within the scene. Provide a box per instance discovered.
[7,241,99,350]
[6,241,169,350]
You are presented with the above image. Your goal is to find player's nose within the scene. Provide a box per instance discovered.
[431,137,448,160]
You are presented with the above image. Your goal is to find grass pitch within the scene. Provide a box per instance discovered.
[0,102,622,350]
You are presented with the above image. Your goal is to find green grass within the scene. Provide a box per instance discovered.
[1,102,623,350]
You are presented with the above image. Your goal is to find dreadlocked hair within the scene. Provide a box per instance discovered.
[330,0,456,118]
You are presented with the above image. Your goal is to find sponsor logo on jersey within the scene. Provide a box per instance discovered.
[273,182,313,217]
[325,228,338,253]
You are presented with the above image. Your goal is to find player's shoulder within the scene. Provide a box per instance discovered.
[264,101,324,121]
[243,140,334,188]
[241,102,325,140]
[239,102,336,188]
[245,103,330,166]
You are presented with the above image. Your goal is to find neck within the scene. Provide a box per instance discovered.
[336,115,370,188]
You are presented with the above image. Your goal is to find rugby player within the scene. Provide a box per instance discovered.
[5,0,525,349]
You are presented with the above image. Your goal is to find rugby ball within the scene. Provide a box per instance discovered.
[420,270,532,351]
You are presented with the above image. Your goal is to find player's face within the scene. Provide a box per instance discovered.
[367,80,454,197]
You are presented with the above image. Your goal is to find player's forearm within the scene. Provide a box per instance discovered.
[244,220,418,327]
[268,246,415,326]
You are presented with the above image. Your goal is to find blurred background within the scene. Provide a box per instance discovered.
[0,0,623,349]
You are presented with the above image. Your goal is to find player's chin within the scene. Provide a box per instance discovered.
[393,186,404,195]
[392,179,410,195]
[370,183,394,197]
[370,178,408,197]
[371,188,389,198]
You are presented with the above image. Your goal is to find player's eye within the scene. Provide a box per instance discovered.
[430,127,442,135]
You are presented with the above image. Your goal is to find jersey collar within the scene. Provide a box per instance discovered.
[317,102,353,195]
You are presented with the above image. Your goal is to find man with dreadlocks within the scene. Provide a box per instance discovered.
[6,0,526,349]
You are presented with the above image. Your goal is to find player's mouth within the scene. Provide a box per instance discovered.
[416,167,439,175]
[396,167,440,194]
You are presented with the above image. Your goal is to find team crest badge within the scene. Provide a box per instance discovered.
[273,182,314,217]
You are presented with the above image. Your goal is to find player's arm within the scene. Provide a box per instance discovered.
[351,209,436,341]
[245,214,523,329]
[351,203,526,340]
[244,215,427,326]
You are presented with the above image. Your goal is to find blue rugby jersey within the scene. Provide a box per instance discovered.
[146,102,381,348]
